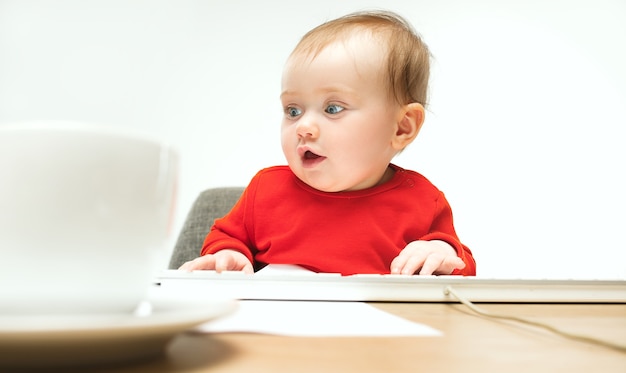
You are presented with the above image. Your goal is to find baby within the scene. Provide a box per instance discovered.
[180,10,476,276]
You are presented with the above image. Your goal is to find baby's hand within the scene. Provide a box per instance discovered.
[178,249,254,274]
[390,240,465,275]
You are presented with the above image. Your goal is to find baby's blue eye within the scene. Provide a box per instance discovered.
[325,104,344,115]
[286,106,302,118]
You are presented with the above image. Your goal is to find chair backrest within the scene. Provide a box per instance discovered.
[168,187,244,269]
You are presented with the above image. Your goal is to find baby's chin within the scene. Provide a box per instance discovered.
[287,162,382,192]
[295,174,370,193]
[292,172,343,193]
[305,181,342,193]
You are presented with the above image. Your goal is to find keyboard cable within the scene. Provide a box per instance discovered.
[443,285,626,353]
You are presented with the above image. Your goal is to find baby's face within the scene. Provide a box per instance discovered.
[280,35,403,192]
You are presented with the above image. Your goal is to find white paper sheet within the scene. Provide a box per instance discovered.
[196,300,442,337]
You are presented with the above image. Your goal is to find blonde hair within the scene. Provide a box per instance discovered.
[290,10,431,107]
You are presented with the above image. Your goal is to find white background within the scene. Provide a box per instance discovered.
[1,0,624,279]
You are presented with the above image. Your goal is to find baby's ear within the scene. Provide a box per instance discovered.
[392,103,424,150]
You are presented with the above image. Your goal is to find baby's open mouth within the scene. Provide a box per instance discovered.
[304,150,321,160]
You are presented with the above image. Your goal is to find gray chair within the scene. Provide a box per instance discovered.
[168,187,244,269]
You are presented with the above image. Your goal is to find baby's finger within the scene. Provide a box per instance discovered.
[441,256,466,273]
[241,261,254,274]
[420,255,465,275]
[418,254,443,275]
[391,252,427,275]
[390,255,412,274]
[402,254,429,275]
[178,261,192,271]
[178,255,217,271]
[214,254,236,272]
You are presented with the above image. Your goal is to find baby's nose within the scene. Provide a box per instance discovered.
[296,114,320,139]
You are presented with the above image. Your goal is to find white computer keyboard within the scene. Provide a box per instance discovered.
[157,267,626,303]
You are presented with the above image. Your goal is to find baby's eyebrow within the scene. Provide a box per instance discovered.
[280,90,297,100]
[281,86,357,99]
[315,84,357,95]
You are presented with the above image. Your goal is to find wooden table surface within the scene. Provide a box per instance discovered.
[13,302,626,373]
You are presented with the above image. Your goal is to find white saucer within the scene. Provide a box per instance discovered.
[0,290,237,368]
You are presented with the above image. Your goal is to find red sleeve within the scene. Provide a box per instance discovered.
[419,193,476,276]
[200,177,258,264]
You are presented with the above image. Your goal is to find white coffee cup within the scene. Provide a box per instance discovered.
[0,121,178,314]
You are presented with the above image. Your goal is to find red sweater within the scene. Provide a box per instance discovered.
[202,164,476,276]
